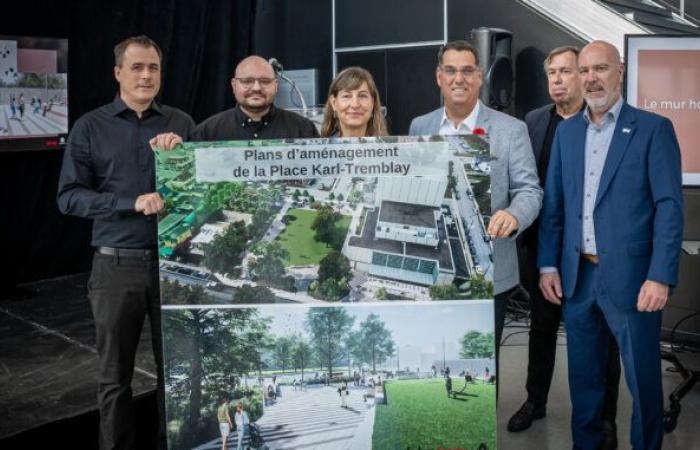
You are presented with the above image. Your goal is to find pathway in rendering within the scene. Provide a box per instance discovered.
[194,384,372,450]
[0,104,67,136]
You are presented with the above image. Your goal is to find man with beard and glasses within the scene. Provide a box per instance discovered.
[538,40,683,450]
[194,55,318,140]
[507,47,621,448]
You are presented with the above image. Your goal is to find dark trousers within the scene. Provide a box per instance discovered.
[565,261,663,450]
[88,252,164,450]
[523,249,621,420]
[494,286,516,400]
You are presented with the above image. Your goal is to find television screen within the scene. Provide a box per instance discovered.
[625,34,700,186]
[0,35,68,152]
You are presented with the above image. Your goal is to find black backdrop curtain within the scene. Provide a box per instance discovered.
[0,0,255,293]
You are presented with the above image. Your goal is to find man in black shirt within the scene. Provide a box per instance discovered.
[194,55,318,140]
[57,36,194,450]
[507,46,621,448]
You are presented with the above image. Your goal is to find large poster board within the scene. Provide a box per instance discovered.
[157,135,496,449]
[625,34,700,186]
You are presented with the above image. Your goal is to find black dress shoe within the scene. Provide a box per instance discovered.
[507,401,546,432]
[600,420,618,450]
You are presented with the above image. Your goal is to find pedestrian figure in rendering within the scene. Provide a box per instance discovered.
[234,402,250,450]
[18,93,25,120]
[218,396,233,450]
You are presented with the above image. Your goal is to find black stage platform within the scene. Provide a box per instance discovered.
[0,273,158,448]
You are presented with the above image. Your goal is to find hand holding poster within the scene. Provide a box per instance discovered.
[157,135,496,449]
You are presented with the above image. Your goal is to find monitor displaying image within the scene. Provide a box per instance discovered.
[625,34,700,186]
[0,35,68,151]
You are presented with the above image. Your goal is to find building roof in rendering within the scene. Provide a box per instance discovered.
[378,200,438,228]
[348,207,454,272]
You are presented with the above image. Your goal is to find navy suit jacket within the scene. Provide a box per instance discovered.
[538,102,683,309]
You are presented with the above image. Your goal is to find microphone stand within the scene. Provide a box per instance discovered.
[277,71,308,115]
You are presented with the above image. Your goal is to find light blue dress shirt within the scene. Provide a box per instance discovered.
[540,96,624,274]
[581,97,623,255]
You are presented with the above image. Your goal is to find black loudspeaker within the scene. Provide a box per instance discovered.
[471,27,513,110]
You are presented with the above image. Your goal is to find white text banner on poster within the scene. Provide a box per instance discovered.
[195,141,450,182]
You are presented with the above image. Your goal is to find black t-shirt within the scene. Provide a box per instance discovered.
[193,104,319,141]
[538,103,586,188]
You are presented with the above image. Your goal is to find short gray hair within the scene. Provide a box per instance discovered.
[542,46,579,72]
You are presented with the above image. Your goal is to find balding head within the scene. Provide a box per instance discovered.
[231,55,278,118]
[581,40,621,66]
[578,40,624,118]
[234,55,275,79]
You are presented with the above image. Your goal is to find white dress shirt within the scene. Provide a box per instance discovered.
[438,101,481,135]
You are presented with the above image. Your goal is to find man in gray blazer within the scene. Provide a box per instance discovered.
[409,40,542,389]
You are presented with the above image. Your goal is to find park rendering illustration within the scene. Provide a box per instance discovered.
[162,303,496,450]
[155,135,493,305]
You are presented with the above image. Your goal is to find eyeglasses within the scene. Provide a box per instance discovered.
[235,77,277,88]
[439,66,480,78]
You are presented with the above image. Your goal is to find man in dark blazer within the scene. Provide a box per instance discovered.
[508,47,620,447]
[539,40,683,450]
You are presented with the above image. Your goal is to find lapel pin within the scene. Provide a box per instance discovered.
[622,127,631,134]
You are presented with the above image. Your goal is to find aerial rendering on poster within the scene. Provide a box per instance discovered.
[156,135,492,304]
[162,302,496,450]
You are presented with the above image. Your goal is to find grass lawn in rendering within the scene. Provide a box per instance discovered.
[276,208,351,266]
[372,378,496,449]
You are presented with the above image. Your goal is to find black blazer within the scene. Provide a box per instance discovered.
[524,103,553,166]
[522,103,553,250]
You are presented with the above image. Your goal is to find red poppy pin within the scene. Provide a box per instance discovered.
[473,127,486,136]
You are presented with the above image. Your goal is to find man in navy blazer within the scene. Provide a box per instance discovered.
[538,40,683,450]
[508,46,620,445]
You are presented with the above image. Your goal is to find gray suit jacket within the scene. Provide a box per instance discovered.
[409,104,543,294]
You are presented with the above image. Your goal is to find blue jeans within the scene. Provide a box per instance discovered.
[236,424,249,450]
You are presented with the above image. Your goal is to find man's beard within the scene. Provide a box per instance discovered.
[584,86,619,113]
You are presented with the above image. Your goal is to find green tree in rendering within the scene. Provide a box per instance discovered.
[250,241,289,288]
[292,335,313,381]
[429,283,459,300]
[273,335,295,373]
[205,182,244,210]
[311,204,340,246]
[464,272,493,299]
[305,308,355,384]
[355,313,396,372]
[447,160,458,196]
[347,190,362,207]
[232,284,276,304]
[317,250,352,284]
[162,297,271,448]
[459,330,495,359]
[203,221,248,275]
[318,278,348,302]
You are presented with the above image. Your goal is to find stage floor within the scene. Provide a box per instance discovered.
[0,272,157,439]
